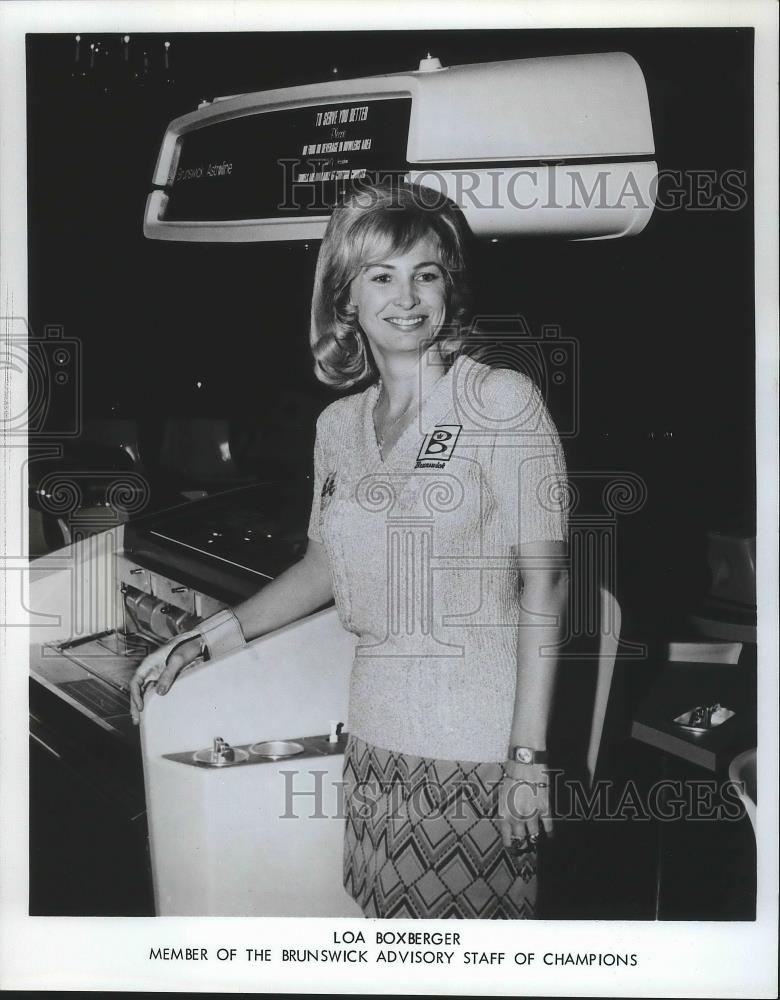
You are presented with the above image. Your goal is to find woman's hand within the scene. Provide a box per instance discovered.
[129,635,204,726]
[127,540,335,728]
[498,762,553,850]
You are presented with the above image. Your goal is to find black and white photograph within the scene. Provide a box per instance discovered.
[1,1,777,994]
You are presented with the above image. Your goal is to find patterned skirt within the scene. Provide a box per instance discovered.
[342,736,537,919]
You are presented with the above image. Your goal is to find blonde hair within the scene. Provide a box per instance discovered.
[310,180,471,389]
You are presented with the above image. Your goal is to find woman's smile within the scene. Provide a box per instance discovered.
[349,234,448,359]
[384,315,427,329]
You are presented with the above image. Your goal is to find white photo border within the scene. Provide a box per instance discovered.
[1,1,777,995]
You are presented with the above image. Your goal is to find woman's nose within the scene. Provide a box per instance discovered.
[393,278,419,309]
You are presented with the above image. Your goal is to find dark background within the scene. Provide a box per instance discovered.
[26,28,755,636]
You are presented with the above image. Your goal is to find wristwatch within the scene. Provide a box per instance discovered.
[508,746,549,765]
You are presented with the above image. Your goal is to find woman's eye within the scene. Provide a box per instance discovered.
[416,271,440,283]
[370,273,392,284]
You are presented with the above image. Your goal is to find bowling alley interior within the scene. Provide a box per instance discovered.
[24,29,757,920]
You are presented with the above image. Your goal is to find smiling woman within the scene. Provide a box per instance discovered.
[130,180,570,920]
[349,236,449,453]
[309,182,470,391]
[303,181,569,918]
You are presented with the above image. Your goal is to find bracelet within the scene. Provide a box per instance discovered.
[164,608,245,667]
[199,608,246,660]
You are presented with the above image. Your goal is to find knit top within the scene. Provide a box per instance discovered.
[307,354,568,762]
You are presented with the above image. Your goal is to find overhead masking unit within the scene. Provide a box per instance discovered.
[144,51,657,243]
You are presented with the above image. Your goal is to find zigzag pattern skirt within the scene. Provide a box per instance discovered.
[342,736,537,919]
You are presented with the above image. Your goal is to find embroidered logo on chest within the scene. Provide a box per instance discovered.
[415,425,462,469]
[320,472,337,517]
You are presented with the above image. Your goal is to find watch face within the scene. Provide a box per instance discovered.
[515,747,533,763]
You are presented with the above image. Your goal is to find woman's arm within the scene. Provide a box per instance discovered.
[130,400,337,722]
[509,539,569,750]
[479,369,569,845]
[499,539,568,846]
[233,537,334,640]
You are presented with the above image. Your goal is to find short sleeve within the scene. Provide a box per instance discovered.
[307,415,327,544]
[485,371,568,552]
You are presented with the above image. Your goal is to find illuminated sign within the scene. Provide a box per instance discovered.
[163,98,412,222]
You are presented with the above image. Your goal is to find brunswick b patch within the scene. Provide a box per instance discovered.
[415,425,462,469]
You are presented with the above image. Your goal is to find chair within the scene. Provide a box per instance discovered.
[689,530,756,644]
[539,584,626,919]
[586,585,622,784]
[728,748,757,837]
[547,583,624,788]
[156,418,257,494]
[78,418,146,473]
[666,640,743,664]
[28,507,71,558]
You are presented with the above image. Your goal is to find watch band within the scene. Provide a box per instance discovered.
[508,745,549,765]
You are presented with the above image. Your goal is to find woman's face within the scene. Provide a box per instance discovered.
[348,235,448,363]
